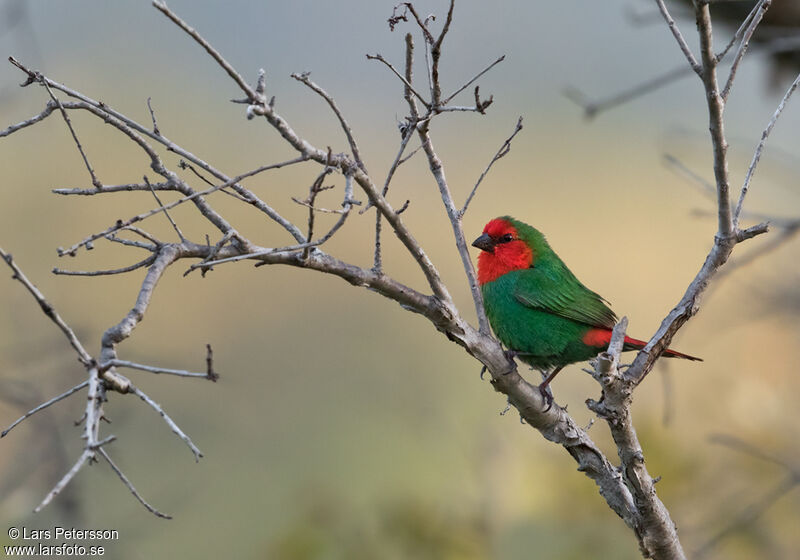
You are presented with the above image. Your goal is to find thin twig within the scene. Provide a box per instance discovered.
[663,154,715,198]
[0,100,57,137]
[734,71,800,228]
[147,96,161,135]
[366,53,429,106]
[187,231,235,277]
[654,0,702,75]
[130,385,203,462]
[429,0,455,106]
[441,55,505,106]
[152,1,257,101]
[97,447,172,519]
[721,0,772,101]
[105,235,157,252]
[145,176,186,242]
[206,344,218,381]
[53,181,173,196]
[101,359,215,380]
[292,72,367,172]
[564,4,766,120]
[0,248,93,366]
[58,156,308,257]
[460,116,523,217]
[35,72,102,188]
[564,65,693,119]
[1,381,89,438]
[53,254,157,277]
[34,450,92,513]
[201,174,356,271]
[695,2,734,239]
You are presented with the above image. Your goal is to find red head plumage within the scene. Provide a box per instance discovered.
[474,217,534,285]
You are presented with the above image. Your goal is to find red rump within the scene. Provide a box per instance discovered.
[582,328,702,360]
[477,219,534,285]
[582,329,648,348]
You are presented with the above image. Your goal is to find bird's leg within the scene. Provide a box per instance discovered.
[537,366,564,412]
[503,348,537,372]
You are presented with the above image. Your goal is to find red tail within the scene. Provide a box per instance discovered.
[582,329,702,361]
[622,335,702,361]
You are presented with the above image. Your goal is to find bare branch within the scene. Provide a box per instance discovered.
[53,181,173,196]
[34,449,92,513]
[415,119,488,332]
[564,2,767,120]
[97,447,172,519]
[8,58,304,244]
[564,65,693,119]
[654,0,702,75]
[53,254,157,277]
[187,231,235,277]
[429,0,455,106]
[366,53,429,106]
[695,2,734,239]
[146,96,161,135]
[0,248,93,366]
[57,156,307,257]
[0,100,57,137]
[1,381,89,438]
[721,0,772,101]
[291,72,367,172]
[460,116,523,217]
[663,154,715,198]
[130,385,203,462]
[587,317,687,560]
[442,55,505,106]
[101,359,215,381]
[151,1,257,101]
[29,65,102,189]
[734,71,800,228]
[199,174,356,271]
[145,176,185,242]
[206,344,218,381]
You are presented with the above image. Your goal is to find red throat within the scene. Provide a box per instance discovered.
[477,219,534,284]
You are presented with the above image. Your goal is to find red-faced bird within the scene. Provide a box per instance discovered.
[472,216,700,406]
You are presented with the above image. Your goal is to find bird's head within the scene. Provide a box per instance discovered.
[472,216,535,284]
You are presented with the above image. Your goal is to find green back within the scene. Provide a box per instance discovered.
[481,218,617,368]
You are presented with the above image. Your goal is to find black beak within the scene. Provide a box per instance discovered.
[472,232,495,253]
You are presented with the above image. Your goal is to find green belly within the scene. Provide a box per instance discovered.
[481,274,598,369]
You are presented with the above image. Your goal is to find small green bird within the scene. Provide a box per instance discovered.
[472,216,700,406]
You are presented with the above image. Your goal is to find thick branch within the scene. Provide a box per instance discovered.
[588,319,686,560]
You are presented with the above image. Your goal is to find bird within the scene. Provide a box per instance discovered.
[472,216,701,408]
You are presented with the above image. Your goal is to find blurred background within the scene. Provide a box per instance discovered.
[0,1,798,558]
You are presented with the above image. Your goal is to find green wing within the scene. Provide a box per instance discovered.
[513,258,617,329]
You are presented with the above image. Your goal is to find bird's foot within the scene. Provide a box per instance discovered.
[503,348,535,364]
[537,382,554,412]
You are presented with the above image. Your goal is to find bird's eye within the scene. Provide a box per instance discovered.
[499,233,514,243]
